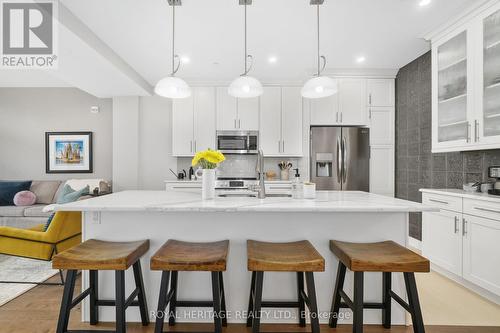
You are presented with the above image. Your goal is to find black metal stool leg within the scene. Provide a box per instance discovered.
[168,271,178,326]
[133,261,150,326]
[252,272,264,333]
[353,271,364,333]
[297,272,306,327]
[329,262,347,328]
[155,271,171,333]
[89,270,99,325]
[219,271,227,327]
[211,272,223,333]
[115,270,126,333]
[404,273,425,333]
[382,272,392,329]
[305,272,320,333]
[56,269,77,333]
[246,271,256,327]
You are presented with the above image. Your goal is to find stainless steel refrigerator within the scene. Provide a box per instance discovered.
[310,126,370,191]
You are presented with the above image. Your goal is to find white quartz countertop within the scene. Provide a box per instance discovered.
[420,188,500,203]
[53,190,436,213]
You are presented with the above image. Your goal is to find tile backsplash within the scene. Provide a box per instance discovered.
[396,51,500,241]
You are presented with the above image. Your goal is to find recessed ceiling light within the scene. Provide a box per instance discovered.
[180,56,190,64]
[356,56,366,64]
[268,56,278,64]
[419,0,431,7]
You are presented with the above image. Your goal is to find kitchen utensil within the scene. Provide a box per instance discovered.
[169,168,179,179]
[178,172,185,180]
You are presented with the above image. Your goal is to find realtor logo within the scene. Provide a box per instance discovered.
[1,0,58,69]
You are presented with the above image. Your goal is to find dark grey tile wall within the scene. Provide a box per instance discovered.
[395,51,500,240]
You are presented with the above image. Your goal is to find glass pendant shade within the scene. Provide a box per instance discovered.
[155,76,192,99]
[228,75,263,98]
[301,76,338,99]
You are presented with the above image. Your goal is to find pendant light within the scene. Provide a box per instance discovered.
[155,0,191,99]
[301,0,337,99]
[228,0,263,98]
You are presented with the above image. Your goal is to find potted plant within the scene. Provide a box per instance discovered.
[192,149,225,200]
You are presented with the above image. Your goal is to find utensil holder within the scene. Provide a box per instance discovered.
[280,170,289,181]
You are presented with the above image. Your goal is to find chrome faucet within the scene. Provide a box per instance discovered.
[255,149,266,199]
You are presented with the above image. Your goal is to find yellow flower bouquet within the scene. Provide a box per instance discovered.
[192,149,225,169]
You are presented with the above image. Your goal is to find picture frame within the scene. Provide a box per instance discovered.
[45,132,93,174]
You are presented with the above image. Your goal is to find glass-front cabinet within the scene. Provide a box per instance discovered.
[436,31,469,144]
[431,3,500,152]
[481,8,500,140]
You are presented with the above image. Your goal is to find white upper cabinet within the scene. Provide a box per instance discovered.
[172,96,195,156]
[431,2,500,152]
[260,87,303,157]
[237,98,260,130]
[216,87,259,130]
[478,8,500,144]
[193,87,216,152]
[260,87,282,156]
[172,87,216,156]
[370,107,394,145]
[309,78,367,126]
[310,93,339,125]
[281,87,303,156]
[367,79,395,107]
[216,87,238,130]
[338,78,367,125]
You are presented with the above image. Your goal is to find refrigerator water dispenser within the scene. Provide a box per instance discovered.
[315,153,333,177]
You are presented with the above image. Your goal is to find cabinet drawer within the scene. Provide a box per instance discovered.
[464,198,500,221]
[422,193,462,212]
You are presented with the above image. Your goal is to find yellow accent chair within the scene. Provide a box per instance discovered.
[0,211,81,285]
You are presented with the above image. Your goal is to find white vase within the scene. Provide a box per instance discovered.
[201,169,216,200]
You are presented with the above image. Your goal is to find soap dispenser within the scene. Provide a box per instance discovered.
[292,168,303,199]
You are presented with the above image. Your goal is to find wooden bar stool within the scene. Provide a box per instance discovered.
[246,240,325,333]
[150,240,229,333]
[328,240,430,333]
[52,239,150,333]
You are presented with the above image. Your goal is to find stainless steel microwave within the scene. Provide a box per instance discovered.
[216,130,259,154]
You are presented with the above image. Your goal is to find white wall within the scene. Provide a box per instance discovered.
[0,88,112,181]
[112,96,176,191]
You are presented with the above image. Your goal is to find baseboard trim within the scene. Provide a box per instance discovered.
[408,237,422,250]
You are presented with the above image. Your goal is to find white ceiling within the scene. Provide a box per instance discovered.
[0,0,486,94]
[60,0,483,85]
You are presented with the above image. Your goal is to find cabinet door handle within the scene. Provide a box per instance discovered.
[340,112,343,123]
[238,119,241,128]
[336,112,339,123]
[474,206,500,214]
[282,140,285,153]
[278,140,281,153]
[194,140,197,152]
[234,119,237,129]
[369,93,372,105]
[466,122,471,143]
[462,218,467,236]
[429,198,449,205]
[475,120,479,142]
[369,108,372,119]
[454,216,459,234]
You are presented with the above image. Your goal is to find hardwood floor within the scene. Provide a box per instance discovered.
[0,274,499,333]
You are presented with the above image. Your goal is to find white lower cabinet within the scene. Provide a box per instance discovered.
[422,209,463,276]
[422,190,500,301]
[462,214,500,296]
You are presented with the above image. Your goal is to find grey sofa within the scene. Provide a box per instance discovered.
[0,180,110,229]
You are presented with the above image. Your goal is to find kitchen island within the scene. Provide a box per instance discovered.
[54,190,435,325]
